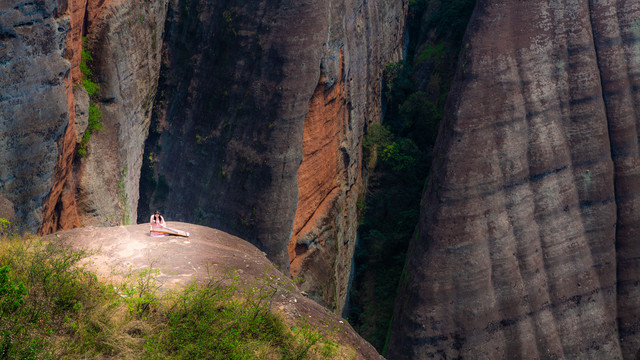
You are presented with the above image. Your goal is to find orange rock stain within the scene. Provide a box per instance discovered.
[289,52,346,276]
[39,0,98,233]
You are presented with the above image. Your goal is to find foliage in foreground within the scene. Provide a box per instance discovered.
[0,231,346,360]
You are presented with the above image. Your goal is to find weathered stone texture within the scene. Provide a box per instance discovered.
[75,0,168,227]
[387,0,640,359]
[0,0,169,233]
[0,0,72,230]
[140,0,406,311]
[289,0,407,312]
[0,195,15,222]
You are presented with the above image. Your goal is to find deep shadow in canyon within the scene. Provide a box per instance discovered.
[345,0,476,352]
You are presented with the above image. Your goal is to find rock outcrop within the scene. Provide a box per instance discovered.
[47,223,385,360]
[0,195,15,222]
[139,0,406,311]
[387,0,640,359]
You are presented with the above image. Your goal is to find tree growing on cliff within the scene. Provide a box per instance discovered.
[77,37,103,158]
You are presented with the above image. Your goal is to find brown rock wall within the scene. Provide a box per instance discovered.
[387,0,640,359]
[1,0,167,234]
[592,2,640,357]
[0,196,15,222]
[39,0,86,234]
[65,0,88,87]
[39,72,80,234]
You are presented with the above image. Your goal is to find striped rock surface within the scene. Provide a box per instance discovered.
[388,0,640,359]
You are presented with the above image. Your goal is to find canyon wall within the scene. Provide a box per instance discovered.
[139,0,406,311]
[0,0,74,231]
[75,0,168,227]
[0,0,167,233]
[1,0,405,314]
[387,0,640,359]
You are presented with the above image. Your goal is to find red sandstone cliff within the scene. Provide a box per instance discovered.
[387,0,640,359]
[1,0,405,315]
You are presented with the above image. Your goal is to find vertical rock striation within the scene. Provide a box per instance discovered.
[140,0,406,311]
[387,0,640,359]
[290,0,407,312]
[0,0,74,231]
[0,0,168,233]
[75,0,168,227]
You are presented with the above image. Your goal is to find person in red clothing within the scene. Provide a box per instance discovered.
[150,210,166,227]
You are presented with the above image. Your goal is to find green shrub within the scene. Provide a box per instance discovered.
[379,139,419,173]
[82,78,100,97]
[144,269,331,359]
[80,38,93,75]
[429,0,476,44]
[77,37,103,158]
[0,218,10,237]
[363,124,393,152]
[415,42,446,66]
[0,266,26,314]
[88,105,103,131]
[363,123,393,167]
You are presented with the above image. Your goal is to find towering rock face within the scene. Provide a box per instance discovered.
[75,0,168,227]
[1,0,405,315]
[140,0,406,311]
[0,0,168,233]
[388,0,640,359]
[0,0,75,231]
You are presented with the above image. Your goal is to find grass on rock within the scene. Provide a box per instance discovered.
[0,228,349,359]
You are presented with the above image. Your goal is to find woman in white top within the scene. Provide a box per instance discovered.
[150,210,166,227]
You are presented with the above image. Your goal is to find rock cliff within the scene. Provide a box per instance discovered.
[75,0,168,227]
[387,0,640,359]
[138,0,406,312]
[0,0,167,234]
[1,0,405,314]
[0,0,75,231]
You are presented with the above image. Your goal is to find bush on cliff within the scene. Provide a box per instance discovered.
[0,231,345,359]
[77,37,103,159]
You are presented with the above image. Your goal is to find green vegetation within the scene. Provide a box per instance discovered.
[77,37,103,158]
[0,229,349,359]
[0,218,10,235]
[347,0,476,353]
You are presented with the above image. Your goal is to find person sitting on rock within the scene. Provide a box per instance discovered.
[150,210,166,227]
